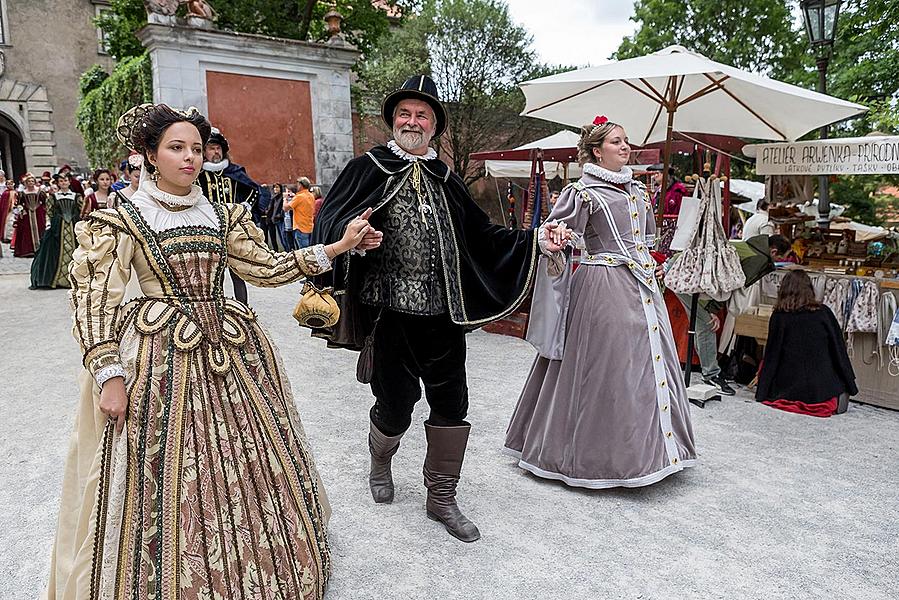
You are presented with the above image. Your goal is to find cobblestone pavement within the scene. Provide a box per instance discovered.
[0,243,33,275]
[2,273,897,599]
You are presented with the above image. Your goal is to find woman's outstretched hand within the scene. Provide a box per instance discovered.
[542,222,572,253]
[327,208,380,258]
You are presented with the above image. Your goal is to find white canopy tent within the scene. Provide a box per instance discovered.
[484,130,582,179]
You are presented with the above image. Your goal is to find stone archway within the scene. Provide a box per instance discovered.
[0,79,58,176]
[0,111,26,178]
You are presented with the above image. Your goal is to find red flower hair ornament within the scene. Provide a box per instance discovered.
[593,115,609,126]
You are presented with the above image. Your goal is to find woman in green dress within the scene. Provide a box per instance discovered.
[30,172,83,289]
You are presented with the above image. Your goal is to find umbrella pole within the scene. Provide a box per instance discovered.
[656,76,677,230]
[684,291,699,388]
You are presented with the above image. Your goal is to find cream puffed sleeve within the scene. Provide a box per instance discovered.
[225,204,332,286]
[68,212,135,382]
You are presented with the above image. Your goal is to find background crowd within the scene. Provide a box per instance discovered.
[0,162,325,258]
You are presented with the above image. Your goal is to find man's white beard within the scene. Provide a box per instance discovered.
[394,128,432,154]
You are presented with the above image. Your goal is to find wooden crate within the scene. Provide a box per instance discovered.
[734,313,771,345]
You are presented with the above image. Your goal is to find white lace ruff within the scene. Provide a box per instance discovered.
[582,162,633,184]
[141,180,202,208]
[387,139,437,162]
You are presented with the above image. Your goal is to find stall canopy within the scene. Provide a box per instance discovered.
[726,178,766,202]
[743,135,899,176]
[484,130,581,179]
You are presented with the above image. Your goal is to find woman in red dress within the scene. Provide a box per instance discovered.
[0,178,15,243]
[12,173,47,257]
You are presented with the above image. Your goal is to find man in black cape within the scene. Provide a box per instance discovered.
[312,75,569,542]
[197,126,260,304]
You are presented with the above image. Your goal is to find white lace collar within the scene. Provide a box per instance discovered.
[203,159,229,173]
[140,180,202,209]
[387,140,437,162]
[582,162,633,184]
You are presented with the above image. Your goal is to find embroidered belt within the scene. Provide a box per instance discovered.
[116,296,257,375]
[579,252,659,292]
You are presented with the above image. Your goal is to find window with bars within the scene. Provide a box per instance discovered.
[96,6,110,54]
[0,1,6,45]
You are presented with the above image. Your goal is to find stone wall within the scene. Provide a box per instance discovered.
[137,23,359,190]
[0,0,114,173]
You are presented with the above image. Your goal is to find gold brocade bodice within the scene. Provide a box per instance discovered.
[71,198,330,380]
[113,201,250,374]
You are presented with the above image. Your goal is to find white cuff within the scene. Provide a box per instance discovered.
[96,363,127,387]
[312,244,332,270]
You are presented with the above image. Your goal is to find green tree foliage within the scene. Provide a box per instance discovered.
[76,54,153,169]
[94,0,146,60]
[215,0,403,57]
[79,65,110,97]
[95,0,406,61]
[614,0,809,80]
[356,0,565,184]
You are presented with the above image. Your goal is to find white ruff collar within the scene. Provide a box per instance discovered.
[388,140,437,162]
[583,162,633,184]
[203,159,229,172]
[140,180,202,208]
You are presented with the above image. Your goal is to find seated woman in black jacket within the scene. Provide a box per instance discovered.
[756,270,857,417]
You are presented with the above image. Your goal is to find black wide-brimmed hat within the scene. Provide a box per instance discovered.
[207,127,229,155]
[381,75,447,137]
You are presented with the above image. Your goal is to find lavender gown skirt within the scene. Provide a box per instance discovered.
[504,260,697,488]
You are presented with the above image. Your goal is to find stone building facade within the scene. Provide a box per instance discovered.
[0,0,113,177]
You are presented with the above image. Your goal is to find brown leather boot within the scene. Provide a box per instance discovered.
[423,423,481,542]
[369,421,403,503]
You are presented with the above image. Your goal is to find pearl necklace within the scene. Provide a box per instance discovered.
[582,162,633,184]
[388,140,437,162]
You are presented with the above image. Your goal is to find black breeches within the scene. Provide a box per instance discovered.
[370,310,469,436]
[229,269,248,304]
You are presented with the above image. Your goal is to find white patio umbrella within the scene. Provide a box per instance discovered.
[519,45,868,213]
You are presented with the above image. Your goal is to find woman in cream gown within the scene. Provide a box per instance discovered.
[45,104,373,600]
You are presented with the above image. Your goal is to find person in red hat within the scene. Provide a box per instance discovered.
[312,75,567,542]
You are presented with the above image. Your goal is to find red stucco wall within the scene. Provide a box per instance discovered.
[206,71,315,186]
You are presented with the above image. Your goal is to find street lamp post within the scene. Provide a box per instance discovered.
[800,0,842,228]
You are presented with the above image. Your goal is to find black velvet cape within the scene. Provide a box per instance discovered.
[756,306,858,404]
[311,145,538,349]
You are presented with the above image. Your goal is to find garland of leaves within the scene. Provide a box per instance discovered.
[76,53,152,169]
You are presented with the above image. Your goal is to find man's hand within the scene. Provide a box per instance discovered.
[709,313,721,333]
[356,228,383,251]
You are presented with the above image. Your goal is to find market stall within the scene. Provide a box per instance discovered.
[733,136,899,410]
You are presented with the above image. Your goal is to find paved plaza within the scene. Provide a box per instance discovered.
[1,254,897,599]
